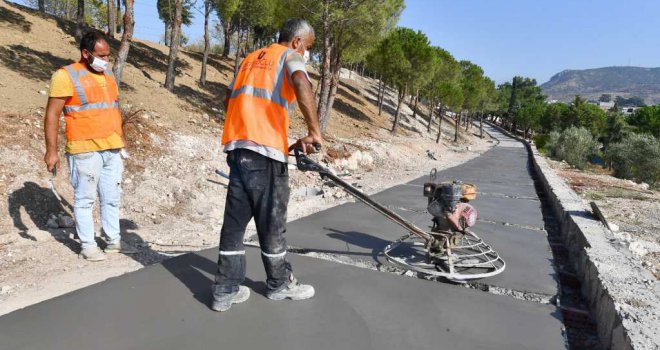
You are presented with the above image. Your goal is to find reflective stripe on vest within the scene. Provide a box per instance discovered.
[64,65,90,105]
[229,47,294,111]
[63,101,120,113]
[230,85,295,110]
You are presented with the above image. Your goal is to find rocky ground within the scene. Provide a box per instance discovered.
[546,159,660,279]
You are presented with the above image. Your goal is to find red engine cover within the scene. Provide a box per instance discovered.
[447,203,478,231]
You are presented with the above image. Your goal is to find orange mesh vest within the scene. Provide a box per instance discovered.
[222,44,298,156]
[62,62,122,141]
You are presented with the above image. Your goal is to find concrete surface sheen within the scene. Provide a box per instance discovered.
[286,124,557,295]
[0,248,565,350]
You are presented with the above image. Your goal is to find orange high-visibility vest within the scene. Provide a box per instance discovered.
[222,44,298,156]
[62,62,122,141]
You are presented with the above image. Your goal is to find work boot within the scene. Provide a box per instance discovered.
[105,240,138,254]
[211,286,250,312]
[267,275,315,301]
[80,246,106,261]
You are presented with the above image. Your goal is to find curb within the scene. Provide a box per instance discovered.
[485,122,659,350]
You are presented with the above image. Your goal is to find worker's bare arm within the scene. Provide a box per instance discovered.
[44,97,66,171]
[291,71,322,153]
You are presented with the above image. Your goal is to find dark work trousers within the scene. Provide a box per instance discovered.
[212,149,292,297]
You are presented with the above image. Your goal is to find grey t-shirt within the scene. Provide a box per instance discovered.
[224,51,310,163]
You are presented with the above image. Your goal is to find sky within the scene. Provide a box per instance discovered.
[396,0,660,84]
[25,0,659,85]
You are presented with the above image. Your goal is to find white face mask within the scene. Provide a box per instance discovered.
[296,38,310,63]
[89,55,108,72]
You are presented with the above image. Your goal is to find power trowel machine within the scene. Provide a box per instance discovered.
[294,147,506,282]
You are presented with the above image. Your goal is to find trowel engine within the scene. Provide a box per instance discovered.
[425,180,478,233]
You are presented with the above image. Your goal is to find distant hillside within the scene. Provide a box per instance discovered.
[540,66,660,105]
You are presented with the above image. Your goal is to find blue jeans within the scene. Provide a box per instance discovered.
[66,149,123,249]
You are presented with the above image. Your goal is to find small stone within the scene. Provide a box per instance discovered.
[0,286,13,295]
[46,217,59,229]
[57,215,75,228]
[609,223,619,232]
[38,90,47,95]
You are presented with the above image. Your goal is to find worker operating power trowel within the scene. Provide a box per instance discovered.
[210,18,322,312]
[211,17,504,313]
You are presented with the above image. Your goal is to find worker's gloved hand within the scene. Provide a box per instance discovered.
[290,134,323,155]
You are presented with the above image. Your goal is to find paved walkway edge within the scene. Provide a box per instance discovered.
[486,122,659,350]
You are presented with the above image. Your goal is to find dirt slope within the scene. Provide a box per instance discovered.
[0,0,494,314]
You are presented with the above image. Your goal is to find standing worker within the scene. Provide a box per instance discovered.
[43,31,137,261]
[212,18,323,312]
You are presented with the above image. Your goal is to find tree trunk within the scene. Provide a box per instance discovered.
[320,46,341,131]
[465,112,470,132]
[164,0,183,91]
[324,65,340,130]
[436,106,445,143]
[378,76,386,116]
[107,0,115,38]
[377,76,384,115]
[222,21,231,57]
[75,0,84,40]
[427,99,435,132]
[164,22,169,46]
[234,20,244,76]
[391,88,405,134]
[116,0,121,33]
[199,0,211,86]
[112,0,133,88]
[454,111,460,142]
[244,27,250,53]
[479,111,484,138]
[38,0,45,13]
[316,0,332,131]
[411,90,419,120]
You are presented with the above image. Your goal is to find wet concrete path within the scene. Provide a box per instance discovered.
[0,124,567,349]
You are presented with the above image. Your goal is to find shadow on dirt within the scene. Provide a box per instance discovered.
[8,181,167,266]
[0,5,32,32]
[0,45,70,81]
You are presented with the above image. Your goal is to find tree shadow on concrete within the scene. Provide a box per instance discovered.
[0,6,32,32]
[0,45,71,81]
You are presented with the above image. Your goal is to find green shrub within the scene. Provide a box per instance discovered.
[534,134,550,150]
[552,127,598,169]
[543,131,561,157]
[608,134,660,185]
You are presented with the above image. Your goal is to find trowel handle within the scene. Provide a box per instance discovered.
[51,165,57,177]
